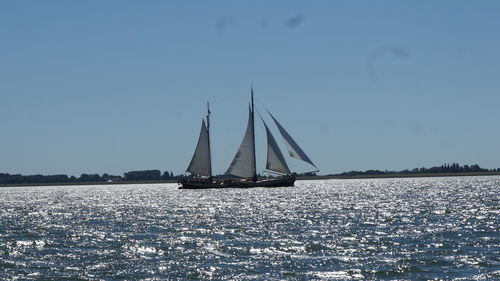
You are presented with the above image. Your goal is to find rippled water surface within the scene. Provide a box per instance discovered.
[1,176,499,280]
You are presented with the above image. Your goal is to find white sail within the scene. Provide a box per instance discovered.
[262,118,291,175]
[268,111,317,169]
[186,120,212,176]
[226,106,256,178]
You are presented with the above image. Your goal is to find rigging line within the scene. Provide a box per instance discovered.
[255,109,265,122]
[254,95,269,113]
[255,110,267,175]
[256,109,271,132]
[251,86,276,117]
[255,96,279,124]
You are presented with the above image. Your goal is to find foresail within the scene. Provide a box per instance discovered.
[268,111,317,169]
[186,120,211,176]
[226,106,256,178]
[262,118,291,175]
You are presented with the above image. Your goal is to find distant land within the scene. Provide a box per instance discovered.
[1,163,499,187]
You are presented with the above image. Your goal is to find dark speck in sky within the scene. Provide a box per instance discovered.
[286,14,305,28]
[366,46,410,81]
[215,16,232,33]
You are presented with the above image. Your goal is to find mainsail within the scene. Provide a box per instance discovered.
[261,117,291,175]
[226,106,257,178]
[186,120,212,176]
[268,111,317,169]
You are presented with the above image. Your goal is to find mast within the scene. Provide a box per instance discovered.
[206,101,213,180]
[250,84,257,182]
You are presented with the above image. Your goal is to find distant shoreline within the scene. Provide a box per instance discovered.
[298,171,500,180]
[1,172,499,188]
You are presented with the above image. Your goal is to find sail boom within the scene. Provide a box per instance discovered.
[296,170,320,176]
[264,169,289,176]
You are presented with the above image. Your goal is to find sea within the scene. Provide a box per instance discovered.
[1,176,499,280]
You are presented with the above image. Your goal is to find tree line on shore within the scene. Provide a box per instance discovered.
[0,163,499,185]
[0,170,176,185]
[333,163,500,177]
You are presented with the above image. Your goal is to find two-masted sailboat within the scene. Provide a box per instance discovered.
[178,86,318,189]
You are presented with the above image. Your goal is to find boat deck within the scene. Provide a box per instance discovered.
[178,176,295,189]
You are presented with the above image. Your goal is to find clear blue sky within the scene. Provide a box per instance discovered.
[1,1,499,176]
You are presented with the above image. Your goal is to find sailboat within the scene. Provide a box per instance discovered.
[178,86,318,189]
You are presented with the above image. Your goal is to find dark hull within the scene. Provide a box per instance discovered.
[178,176,295,189]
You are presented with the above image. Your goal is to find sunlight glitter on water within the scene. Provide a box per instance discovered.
[0,176,499,280]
